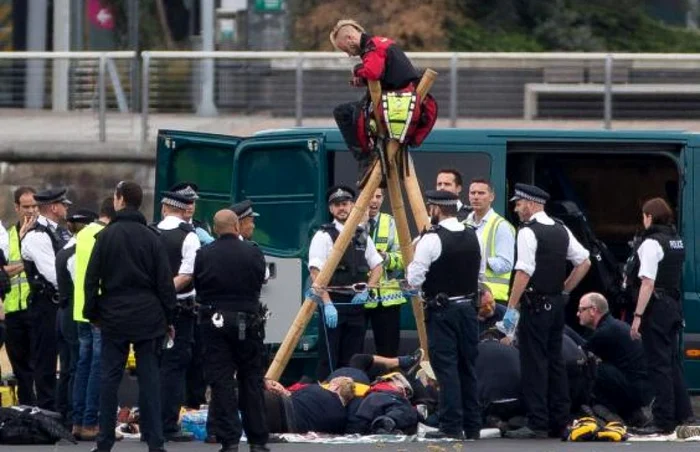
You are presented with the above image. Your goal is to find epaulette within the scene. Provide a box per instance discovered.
[178,222,195,233]
[552,217,565,226]
[420,224,441,237]
[319,223,335,233]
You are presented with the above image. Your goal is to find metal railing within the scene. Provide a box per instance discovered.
[3,51,700,147]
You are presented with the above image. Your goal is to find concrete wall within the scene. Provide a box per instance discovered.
[0,160,156,227]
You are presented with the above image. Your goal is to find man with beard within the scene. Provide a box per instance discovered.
[308,185,383,380]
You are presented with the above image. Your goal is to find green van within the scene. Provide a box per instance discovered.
[155,127,700,389]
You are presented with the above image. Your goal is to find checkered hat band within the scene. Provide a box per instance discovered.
[239,207,253,218]
[162,197,188,210]
[514,189,546,204]
[329,190,352,203]
[175,186,199,199]
[427,199,459,206]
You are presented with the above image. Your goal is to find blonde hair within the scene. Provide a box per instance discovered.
[328,376,356,405]
[329,19,365,50]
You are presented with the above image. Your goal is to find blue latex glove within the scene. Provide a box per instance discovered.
[195,227,215,245]
[305,288,323,304]
[403,288,420,298]
[502,307,520,331]
[351,290,370,305]
[324,303,338,329]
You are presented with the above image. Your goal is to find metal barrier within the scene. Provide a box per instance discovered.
[3,51,700,146]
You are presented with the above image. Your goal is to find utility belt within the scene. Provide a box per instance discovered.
[198,303,270,341]
[522,290,561,313]
[175,296,198,316]
[423,292,477,311]
[28,275,59,305]
[652,287,681,302]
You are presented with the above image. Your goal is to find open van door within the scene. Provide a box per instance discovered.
[232,135,328,347]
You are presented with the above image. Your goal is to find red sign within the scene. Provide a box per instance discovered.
[87,0,115,30]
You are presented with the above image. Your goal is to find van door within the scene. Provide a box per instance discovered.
[233,135,327,345]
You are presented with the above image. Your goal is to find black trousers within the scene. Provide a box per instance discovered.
[98,335,164,451]
[185,322,207,409]
[4,309,36,405]
[641,294,694,431]
[333,101,363,152]
[366,304,401,357]
[593,363,650,419]
[161,312,195,434]
[316,308,367,381]
[56,306,79,425]
[425,302,480,436]
[29,296,58,411]
[519,296,570,433]
[202,310,268,447]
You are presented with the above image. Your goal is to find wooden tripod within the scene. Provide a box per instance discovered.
[266,70,437,381]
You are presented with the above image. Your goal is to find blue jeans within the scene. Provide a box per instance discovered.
[72,323,102,427]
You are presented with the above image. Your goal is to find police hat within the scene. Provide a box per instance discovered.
[169,181,199,195]
[161,190,197,210]
[424,189,459,206]
[509,183,550,205]
[34,188,72,206]
[326,185,356,204]
[66,209,98,224]
[229,199,259,220]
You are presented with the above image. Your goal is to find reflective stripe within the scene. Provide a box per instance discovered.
[4,225,30,313]
[7,260,22,265]
[10,277,28,286]
[366,212,406,309]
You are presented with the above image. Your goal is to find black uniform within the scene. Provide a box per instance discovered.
[630,224,694,431]
[194,233,269,450]
[583,313,651,419]
[516,219,571,435]
[83,208,176,452]
[315,224,370,381]
[55,240,79,425]
[158,221,197,437]
[420,223,482,438]
[22,220,68,410]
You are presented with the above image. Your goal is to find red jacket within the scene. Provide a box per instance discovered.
[353,34,420,91]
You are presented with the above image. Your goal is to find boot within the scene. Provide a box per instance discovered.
[80,426,99,441]
[71,425,82,441]
[504,426,548,439]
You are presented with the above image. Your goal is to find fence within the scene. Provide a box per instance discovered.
[3,51,700,146]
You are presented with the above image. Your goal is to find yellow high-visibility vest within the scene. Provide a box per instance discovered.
[365,212,406,309]
[4,225,30,314]
[73,222,105,322]
[480,214,514,302]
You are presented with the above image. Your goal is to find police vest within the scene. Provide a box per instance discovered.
[23,221,66,299]
[634,225,684,294]
[4,225,30,314]
[523,220,569,295]
[473,213,514,302]
[365,213,406,309]
[320,223,369,313]
[158,222,195,295]
[73,222,104,322]
[422,225,481,300]
[56,243,76,309]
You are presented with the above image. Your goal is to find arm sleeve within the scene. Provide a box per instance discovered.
[251,245,267,288]
[68,254,76,282]
[565,227,590,265]
[0,224,9,262]
[354,42,387,81]
[155,241,178,325]
[24,232,59,287]
[384,217,404,271]
[406,234,441,287]
[83,236,103,321]
[637,239,664,281]
[513,228,537,276]
[364,237,384,270]
[487,221,515,274]
[179,232,201,275]
[308,231,331,271]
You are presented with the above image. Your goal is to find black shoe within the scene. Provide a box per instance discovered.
[465,430,480,440]
[504,426,548,439]
[165,431,194,442]
[592,404,623,424]
[399,348,425,376]
[626,408,652,428]
[356,153,378,189]
[630,424,674,435]
[219,445,238,452]
[424,430,464,440]
[249,445,271,452]
[205,434,218,444]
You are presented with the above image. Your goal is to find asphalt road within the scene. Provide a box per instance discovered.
[16,438,700,452]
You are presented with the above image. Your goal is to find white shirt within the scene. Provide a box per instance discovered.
[62,237,77,282]
[637,239,665,281]
[21,215,60,288]
[308,220,383,272]
[157,215,200,298]
[466,208,516,275]
[0,221,9,262]
[514,211,590,277]
[407,217,484,287]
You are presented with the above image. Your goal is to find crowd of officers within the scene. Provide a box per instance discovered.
[0,167,694,450]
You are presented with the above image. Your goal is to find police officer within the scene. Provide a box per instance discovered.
[407,189,482,440]
[230,199,270,282]
[503,183,591,439]
[436,169,471,221]
[465,178,515,303]
[364,188,405,357]
[628,197,694,434]
[177,181,215,246]
[21,187,72,411]
[3,186,38,405]
[56,209,97,428]
[84,181,176,452]
[156,185,201,442]
[194,209,270,452]
[308,185,383,380]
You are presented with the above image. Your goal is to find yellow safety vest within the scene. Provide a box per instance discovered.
[4,225,30,314]
[365,212,406,309]
[73,222,105,322]
[480,214,514,302]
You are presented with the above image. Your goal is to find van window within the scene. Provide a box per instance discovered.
[331,150,491,223]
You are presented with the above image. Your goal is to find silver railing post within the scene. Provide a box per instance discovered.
[450,53,458,128]
[98,53,107,142]
[295,53,304,127]
[604,53,613,130]
[141,52,151,147]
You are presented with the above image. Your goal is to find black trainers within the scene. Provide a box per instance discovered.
[399,348,425,376]
[626,408,651,428]
[504,426,548,439]
[165,431,193,442]
[249,445,271,452]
